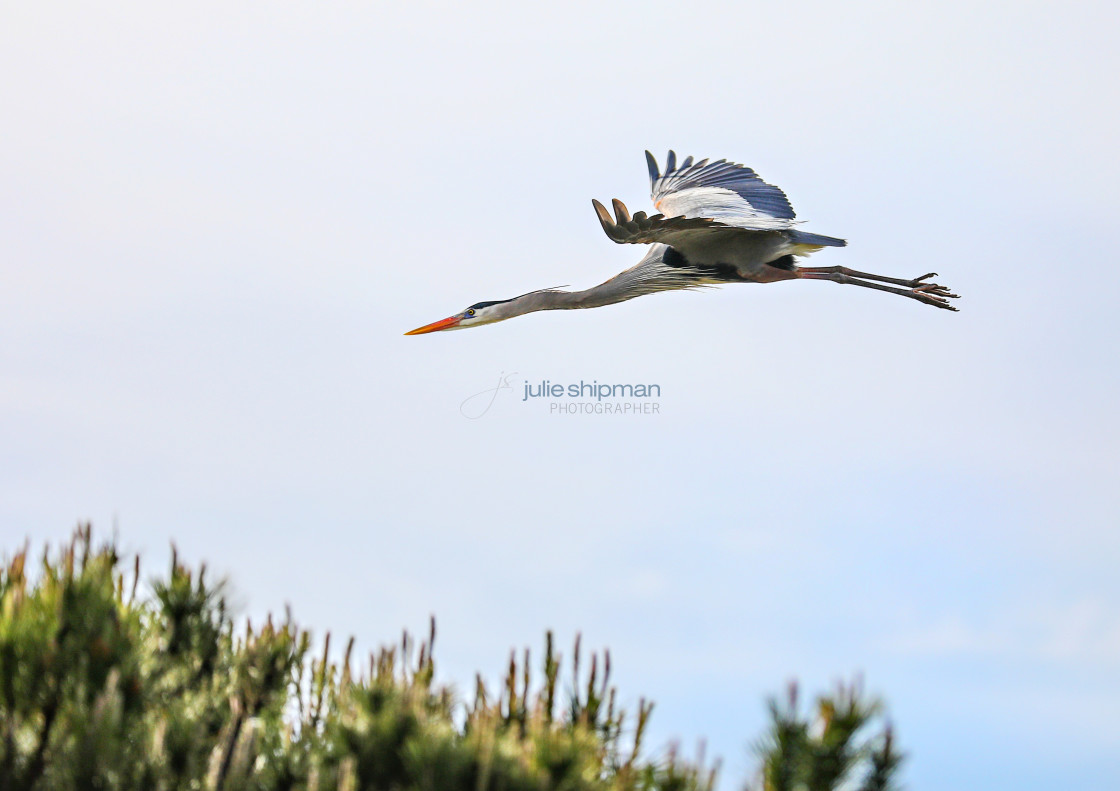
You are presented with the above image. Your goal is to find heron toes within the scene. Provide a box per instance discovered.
[910,282,960,310]
[914,283,957,297]
[907,272,939,287]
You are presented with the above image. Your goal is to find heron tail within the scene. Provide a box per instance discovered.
[787,230,847,247]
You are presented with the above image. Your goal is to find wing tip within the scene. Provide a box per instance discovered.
[611,198,631,224]
[645,150,660,182]
[593,198,629,243]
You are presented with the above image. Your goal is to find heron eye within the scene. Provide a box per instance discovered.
[466,309,476,316]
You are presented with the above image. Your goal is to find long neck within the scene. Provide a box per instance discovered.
[497,276,637,320]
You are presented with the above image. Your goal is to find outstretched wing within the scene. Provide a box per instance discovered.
[591,198,727,249]
[646,150,797,231]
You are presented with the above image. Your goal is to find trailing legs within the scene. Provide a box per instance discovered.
[796,266,959,311]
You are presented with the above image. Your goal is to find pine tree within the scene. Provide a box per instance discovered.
[0,527,903,791]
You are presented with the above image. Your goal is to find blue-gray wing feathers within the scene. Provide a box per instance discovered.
[646,149,797,223]
[593,150,846,252]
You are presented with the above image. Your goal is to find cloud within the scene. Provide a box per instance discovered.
[881,599,1120,665]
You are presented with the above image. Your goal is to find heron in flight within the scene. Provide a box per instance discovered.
[405,150,958,334]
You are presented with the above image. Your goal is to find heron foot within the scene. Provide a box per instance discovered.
[798,266,961,311]
[910,281,959,310]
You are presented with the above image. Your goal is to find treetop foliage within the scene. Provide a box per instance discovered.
[0,526,902,791]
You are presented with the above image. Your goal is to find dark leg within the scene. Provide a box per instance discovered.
[797,265,942,288]
[797,268,959,311]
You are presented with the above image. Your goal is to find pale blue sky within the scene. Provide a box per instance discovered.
[2,2,1118,788]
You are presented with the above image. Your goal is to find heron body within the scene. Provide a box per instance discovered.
[405,150,957,335]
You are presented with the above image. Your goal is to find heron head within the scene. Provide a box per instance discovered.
[405,289,568,335]
[403,300,510,335]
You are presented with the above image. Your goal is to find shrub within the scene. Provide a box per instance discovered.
[0,527,902,791]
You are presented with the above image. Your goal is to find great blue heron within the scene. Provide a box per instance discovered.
[405,150,958,334]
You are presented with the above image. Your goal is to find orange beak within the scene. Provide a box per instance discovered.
[404,316,461,335]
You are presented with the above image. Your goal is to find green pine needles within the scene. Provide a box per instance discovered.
[753,682,903,791]
[0,527,904,791]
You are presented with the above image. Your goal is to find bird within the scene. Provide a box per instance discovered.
[404,150,958,334]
